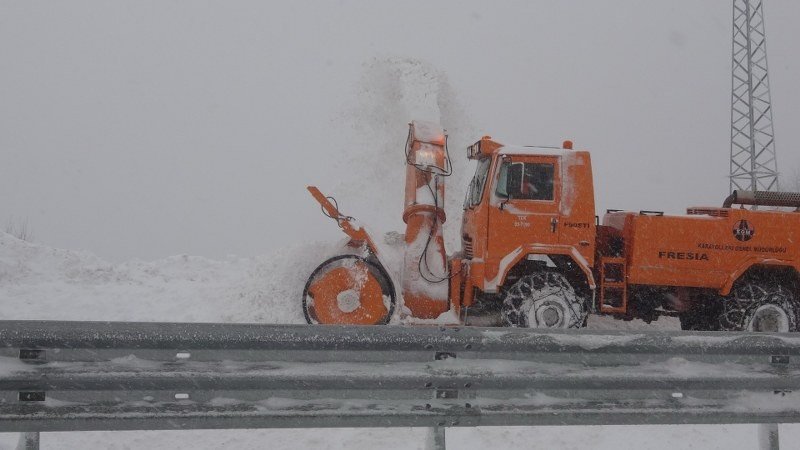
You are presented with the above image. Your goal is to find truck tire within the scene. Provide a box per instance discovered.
[501,271,586,329]
[720,280,798,332]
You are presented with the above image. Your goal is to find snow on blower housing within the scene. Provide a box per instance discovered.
[304,121,800,332]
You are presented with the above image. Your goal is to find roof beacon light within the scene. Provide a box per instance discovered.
[467,135,502,160]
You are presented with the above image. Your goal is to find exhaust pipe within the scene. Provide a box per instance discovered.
[723,190,800,209]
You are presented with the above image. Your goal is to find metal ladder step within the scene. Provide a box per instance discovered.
[599,257,627,314]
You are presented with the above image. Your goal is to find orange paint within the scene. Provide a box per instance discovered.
[602,207,800,295]
[306,263,388,325]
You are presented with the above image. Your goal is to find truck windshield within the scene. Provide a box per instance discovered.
[496,162,555,201]
[465,158,492,208]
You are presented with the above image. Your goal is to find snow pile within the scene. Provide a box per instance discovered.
[0,231,338,323]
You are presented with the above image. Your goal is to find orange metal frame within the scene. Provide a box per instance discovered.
[307,186,379,254]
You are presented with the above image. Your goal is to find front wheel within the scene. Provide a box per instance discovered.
[501,271,587,329]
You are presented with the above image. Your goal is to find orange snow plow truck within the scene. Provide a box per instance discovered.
[304,121,800,332]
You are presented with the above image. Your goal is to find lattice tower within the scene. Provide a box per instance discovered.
[730,0,779,193]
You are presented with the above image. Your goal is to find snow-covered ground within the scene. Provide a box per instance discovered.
[2,231,799,449]
[0,230,335,324]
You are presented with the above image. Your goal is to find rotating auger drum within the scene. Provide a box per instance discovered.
[303,254,396,325]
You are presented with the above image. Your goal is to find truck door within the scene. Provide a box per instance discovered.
[488,156,561,260]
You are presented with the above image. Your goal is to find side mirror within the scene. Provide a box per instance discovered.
[500,193,512,211]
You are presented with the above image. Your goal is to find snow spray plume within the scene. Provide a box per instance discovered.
[332,57,475,252]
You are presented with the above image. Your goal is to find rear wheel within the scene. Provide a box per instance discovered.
[720,280,798,332]
[501,271,586,329]
[303,255,396,325]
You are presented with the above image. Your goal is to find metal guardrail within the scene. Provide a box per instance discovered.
[1,320,799,449]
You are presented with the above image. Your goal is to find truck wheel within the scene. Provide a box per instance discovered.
[720,281,798,332]
[501,271,586,328]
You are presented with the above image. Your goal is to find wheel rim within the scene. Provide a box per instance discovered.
[304,256,392,325]
[746,304,790,332]
[531,298,568,328]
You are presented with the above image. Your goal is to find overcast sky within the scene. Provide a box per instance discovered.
[2,1,799,262]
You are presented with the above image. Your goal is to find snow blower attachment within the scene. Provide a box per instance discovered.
[304,121,452,324]
[306,120,800,332]
[303,187,395,325]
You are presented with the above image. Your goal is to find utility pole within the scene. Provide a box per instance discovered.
[730,0,779,194]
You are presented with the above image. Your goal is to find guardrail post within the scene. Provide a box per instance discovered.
[425,427,446,450]
[16,432,39,450]
[758,424,779,450]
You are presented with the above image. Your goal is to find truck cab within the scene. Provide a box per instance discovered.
[460,136,597,313]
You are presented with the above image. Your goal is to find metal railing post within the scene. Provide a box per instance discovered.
[16,432,39,450]
[758,424,780,450]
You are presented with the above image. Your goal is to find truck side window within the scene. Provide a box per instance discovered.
[466,158,492,207]
[496,162,555,201]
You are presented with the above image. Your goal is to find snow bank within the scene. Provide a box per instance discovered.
[0,231,338,324]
